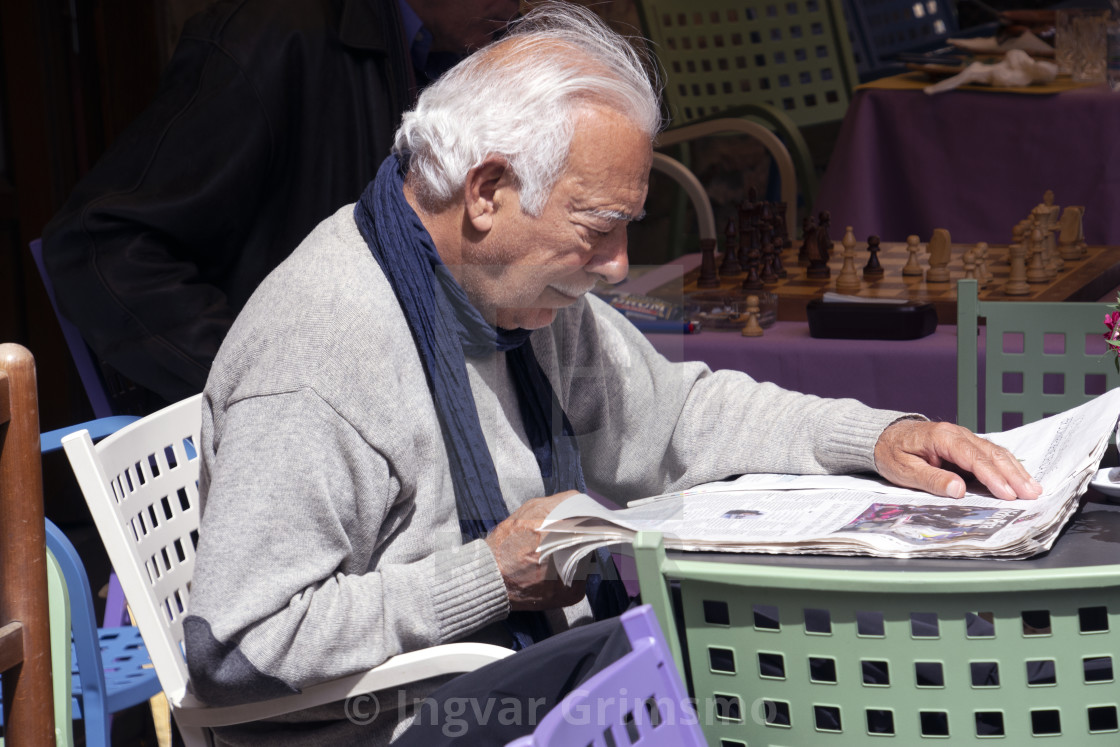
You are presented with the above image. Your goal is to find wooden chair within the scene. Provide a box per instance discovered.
[0,343,56,746]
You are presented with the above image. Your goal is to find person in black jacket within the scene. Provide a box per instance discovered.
[42,0,518,410]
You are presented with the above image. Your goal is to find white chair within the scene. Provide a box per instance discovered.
[655,118,800,239]
[61,393,513,745]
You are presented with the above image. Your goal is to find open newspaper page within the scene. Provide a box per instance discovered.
[540,389,1120,584]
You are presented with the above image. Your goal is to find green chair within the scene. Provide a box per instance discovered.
[0,550,76,747]
[956,279,1120,433]
[634,530,1120,746]
[46,551,74,747]
[635,0,862,212]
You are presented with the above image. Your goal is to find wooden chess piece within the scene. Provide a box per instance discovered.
[741,295,764,337]
[1035,190,1061,259]
[816,210,834,260]
[863,235,884,279]
[770,237,788,278]
[739,201,758,270]
[962,249,977,279]
[806,244,830,279]
[1058,206,1086,260]
[697,238,720,288]
[741,243,764,291]
[760,239,778,284]
[1004,242,1030,295]
[1026,225,1049,284]
[1033,208,1062,275]
[925,228,952,283]
[835,226,861,294]
[902,235,924,277]
[720,217,742,275]
[975,242,993,284]
[799,215,816,266]
[775,202,792,249]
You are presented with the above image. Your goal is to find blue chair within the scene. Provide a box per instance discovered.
[505,605,706,747]
[842,0,998,81]
[1,443,157,747]
[42,520,162,747]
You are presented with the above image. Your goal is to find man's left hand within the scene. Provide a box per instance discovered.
[874,419,1043,501]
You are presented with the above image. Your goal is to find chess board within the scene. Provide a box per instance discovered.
[647,241,1120,325]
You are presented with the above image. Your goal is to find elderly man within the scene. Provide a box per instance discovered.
[184,3,1041,745]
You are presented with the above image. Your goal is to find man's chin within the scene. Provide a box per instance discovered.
[497,307,559,331]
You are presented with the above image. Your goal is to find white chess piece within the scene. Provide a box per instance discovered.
[835,226,861,293]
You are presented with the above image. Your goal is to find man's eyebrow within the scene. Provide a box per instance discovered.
[583,207,646,223]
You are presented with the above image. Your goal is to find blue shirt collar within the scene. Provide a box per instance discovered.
[396,0,432,74]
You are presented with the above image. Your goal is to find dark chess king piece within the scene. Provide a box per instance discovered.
[775,202,792,249]
[816,210,833,260]
[798,215,817,266]
[697,238,720,288]
[863,235,884,280]
[760,239,778,284]
[806,230,830,279]
[770,237,788,279]
[720,217,742,275]
[741,241,765,291]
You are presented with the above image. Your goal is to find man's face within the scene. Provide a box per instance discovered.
[412,0,521,53]
[458,105,652,330]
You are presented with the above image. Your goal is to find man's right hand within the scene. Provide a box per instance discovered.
[485,491,586,611]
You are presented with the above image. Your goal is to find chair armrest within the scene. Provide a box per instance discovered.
[171,642,514,728]
[40,416,141,454]
[650,153,717,242]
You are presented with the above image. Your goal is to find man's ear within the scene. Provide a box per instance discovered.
[464,157,512,234]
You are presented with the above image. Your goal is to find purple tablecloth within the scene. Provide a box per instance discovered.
[617,257,963,424]
[646,322,962,424]
[814,83,1120,245]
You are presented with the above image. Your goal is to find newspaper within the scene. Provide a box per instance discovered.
[540,389,1120,584]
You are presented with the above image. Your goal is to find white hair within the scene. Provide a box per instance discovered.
[394,1,663,216]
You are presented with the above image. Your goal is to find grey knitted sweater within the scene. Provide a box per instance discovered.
[183,204,910,745]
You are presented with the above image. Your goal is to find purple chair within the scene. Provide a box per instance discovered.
[506,605,706,747]
[29,238,115,419]
[30,238,136,628]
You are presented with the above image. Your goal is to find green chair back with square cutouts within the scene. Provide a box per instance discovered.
[634,530,1120,746]
[637,0,860,129]
[956,279,1120,432]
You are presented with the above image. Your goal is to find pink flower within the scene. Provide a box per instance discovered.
[1106,311,1120,343]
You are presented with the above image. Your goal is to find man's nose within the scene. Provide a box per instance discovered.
[588,230,629,285]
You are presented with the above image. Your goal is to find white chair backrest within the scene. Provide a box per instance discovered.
[62,393,204,703]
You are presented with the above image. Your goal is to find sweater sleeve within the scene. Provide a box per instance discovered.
[546,296,919,503]
[183,388,509,706]
[41,35,273,402]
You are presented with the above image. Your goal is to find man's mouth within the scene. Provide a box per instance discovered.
[547,282,595,301]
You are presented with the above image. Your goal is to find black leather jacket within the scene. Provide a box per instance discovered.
[43,0,412,406]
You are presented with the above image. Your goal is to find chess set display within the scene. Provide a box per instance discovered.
[653,191,1120,334]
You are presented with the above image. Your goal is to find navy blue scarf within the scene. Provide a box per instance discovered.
[353,155,626,648]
